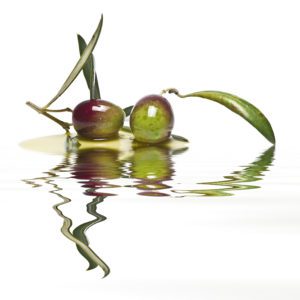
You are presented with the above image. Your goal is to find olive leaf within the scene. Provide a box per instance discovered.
[77,34,101,99]
[44,14,103,108]
[167,89,275,144]
[94,74,100,98]
[123,105,134,117]
[171,134,189,142]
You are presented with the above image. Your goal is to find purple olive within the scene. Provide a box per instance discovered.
[130,94,174,144]
[72,99,125,140]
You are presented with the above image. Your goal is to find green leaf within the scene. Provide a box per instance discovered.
[171,134,189,142]
[44,14,103,108]
[77,34,101,99]
[123,105,134,117]
[177,90,275,144]
[94,74,101,99]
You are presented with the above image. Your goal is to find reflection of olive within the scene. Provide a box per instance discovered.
[130,95,174,144]
[130,146,173,181]
[129,146,174,196]
[72,149,122,180]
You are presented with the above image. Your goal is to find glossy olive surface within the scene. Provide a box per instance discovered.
[129,94,174,144]
[72,99,125,140]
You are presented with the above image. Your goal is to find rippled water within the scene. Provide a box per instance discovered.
[18,133,276,278]
[2,132,299,300]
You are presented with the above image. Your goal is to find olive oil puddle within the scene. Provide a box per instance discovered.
[21,135,274,277]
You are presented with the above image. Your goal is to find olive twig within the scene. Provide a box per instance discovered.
[161,88,181,97]
[44,107,73,113]
[26,101,72,133]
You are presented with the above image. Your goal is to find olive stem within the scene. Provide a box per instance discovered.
[26,101,72,133]
[161,88,182,97]
[45,107,73,113]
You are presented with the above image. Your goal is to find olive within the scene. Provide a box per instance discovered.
[129,94,174,144]
[72,99,125,140]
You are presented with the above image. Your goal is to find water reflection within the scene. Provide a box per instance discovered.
[72,149,123,196]
[72,196,108,272]
[22,141,187,276]
[129,146,175,196]
[174,146,275,197]
[22,135,274,276]
[23,156,111,276]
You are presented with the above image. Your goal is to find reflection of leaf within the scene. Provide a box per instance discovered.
[120,126,132,133]
[173,146,275,197]
[23,156,110,277]
[52,195,110,277]
[73,196,108,272]
[45,15,103,107]
[175,90,275,144]
[171,147,189,156]
[77,34,101,99]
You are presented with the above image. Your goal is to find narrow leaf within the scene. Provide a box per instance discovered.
[123,105,134,117]
[171,134,189,142]
[178,91,275,144]
[94,74,101,99]
[77,34,101,99]
[45,15,103,108]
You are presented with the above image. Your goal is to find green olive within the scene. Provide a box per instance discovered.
[129,94,174,144]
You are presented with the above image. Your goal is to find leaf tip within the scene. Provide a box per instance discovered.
[99,14,104,26]
[265,124,276,144]
[270,133,276,145]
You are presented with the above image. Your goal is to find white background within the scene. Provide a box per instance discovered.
[1,0,300,299]
[1,0,299,147]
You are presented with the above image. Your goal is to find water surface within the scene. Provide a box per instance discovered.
[20,133,275,277]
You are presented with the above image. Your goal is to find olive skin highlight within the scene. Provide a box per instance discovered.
[72,99,125,140]
[130,94,174,144]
